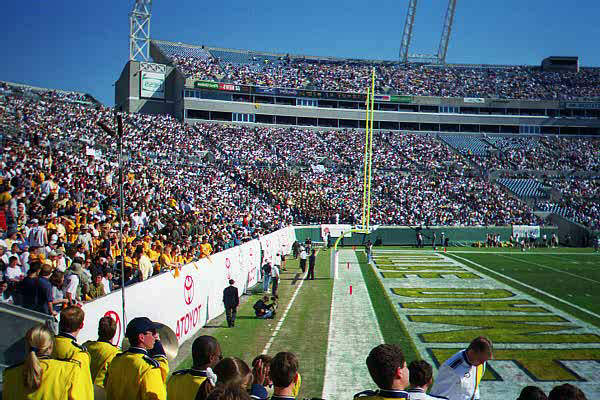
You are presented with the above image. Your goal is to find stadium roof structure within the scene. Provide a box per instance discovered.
[150,39,553,69]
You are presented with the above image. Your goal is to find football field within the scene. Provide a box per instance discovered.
[368,247,600,398]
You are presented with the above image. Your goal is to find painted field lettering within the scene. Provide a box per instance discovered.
[410,315,600,343]
[392,288,515,299]
[400,299,548,313]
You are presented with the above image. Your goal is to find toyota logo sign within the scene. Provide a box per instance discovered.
[184,275,194,305]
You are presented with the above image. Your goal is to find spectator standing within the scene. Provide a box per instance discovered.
[517,386,547,400]
[430,336,492,400]
[36,263,55,316]
[1,324,93,399]
[83,315,120,387]
[406,360,444,400]
[269,352,300,400]
[299,247,307,273]
[104,317,169,400]
[19,262,40,309]
[306,249,316,281]
[52,306,94,396]
[168,335,222,400]
[271,262,280,298]
[223,279,239,328]
[0,280,14,304]
[354,344,410,399]
[262,261,272,293]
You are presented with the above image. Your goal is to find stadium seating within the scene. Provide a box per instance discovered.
[151,41,600,100]
[497,178,545,198]
[439,135,491,156]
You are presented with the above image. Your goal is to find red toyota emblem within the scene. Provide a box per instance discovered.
[184,275,194,305]
[225,258,231,270]
[104,311,121,345]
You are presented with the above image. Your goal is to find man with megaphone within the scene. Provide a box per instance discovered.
[104,317,169,399]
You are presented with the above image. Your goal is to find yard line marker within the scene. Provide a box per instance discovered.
[449,254,600,320]
[261,250,317,354]
[496,254,600,285]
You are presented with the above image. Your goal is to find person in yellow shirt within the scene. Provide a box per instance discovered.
[167,336,222,400]
[51,306,94,398]
[2,324,93,400]
[83,316,121,387]
[104,317,169,400]
[199,236,213,259]
[159,244,175,271]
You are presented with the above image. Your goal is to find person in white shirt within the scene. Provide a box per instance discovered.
[429,336,492,400]
[0,280,14,304]
[271,262,280,299]
[4,256,24,282]
[406,360,447,400]
[299,247,307,273]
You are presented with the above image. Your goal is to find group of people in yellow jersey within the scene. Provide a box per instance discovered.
[2,304,302,400]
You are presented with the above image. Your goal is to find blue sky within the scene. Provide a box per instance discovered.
[1,0,599,105]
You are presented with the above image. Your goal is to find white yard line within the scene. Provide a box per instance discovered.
[449,254,600,320]
[261,251,316,354]
[322,250,384,400]
[494,253,600,285]
[445,251,595,255]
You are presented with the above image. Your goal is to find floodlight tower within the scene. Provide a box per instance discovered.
[399,0,457,64]
[129,0,152,61]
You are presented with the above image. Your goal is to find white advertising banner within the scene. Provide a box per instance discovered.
[321,224,352,239]
[79,228,292,346]
[512,225,540,239]
[140,71,165,99]
[463,97,485,104]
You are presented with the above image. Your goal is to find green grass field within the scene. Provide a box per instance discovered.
[174,246,600,398]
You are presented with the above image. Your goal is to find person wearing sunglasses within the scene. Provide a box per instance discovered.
[104,317,169,400]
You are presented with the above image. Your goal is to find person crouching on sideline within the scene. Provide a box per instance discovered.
[167,335,222,400]
[104,316,169,399]
[2,324,93,399]
[83,315,120,387]
[406,360,447,399]
[354,344,410,400]
[52,305,94,395]
[429,336,492,400]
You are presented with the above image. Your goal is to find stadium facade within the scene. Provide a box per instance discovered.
[114,40,600,136]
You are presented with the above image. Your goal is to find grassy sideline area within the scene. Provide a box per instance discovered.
[356,251,421,362]
[175,249,333,398]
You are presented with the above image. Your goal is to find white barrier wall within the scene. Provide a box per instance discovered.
[79,227,295,346]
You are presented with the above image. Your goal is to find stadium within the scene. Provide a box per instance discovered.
[0,0,599,399]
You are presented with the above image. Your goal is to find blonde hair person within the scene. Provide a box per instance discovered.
[2,324,93,399]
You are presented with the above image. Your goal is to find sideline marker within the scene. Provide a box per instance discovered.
[347,262,350,269]
[349,285,353,295]
[444,247,447,253]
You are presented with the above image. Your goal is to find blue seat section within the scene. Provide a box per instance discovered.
[439,135,491,156]
[485,135,537,150]
[154,42,212,60]
[497,178,545,198]
[538,203,573,217]
[209,49,253,65]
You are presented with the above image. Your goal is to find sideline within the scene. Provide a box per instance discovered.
[448,253,600,320]
[321,249,384,400]
[495,253,600,285]
[261,250,317,354]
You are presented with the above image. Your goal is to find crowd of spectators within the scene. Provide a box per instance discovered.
[0,87,292,312]
[166,48,600,100]
[2,80,600,311]
[537,178,600,230]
